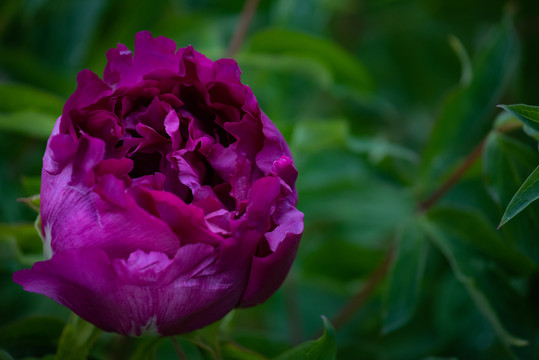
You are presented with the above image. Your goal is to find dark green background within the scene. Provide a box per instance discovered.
[1,0,539,359]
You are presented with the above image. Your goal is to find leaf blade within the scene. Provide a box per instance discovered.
[420,16,518,192]
[0,111,56,139]
[383,222,428,333]
[499,104,539,133]
[419,217,529,351]
[500,165,539,227]
[273,317,336,360]
[55,313,101,360]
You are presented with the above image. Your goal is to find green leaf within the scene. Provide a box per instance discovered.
[428,207,536,276]
[0,48,74,95]
[419,217,529,352]
[448,35,472,87]
[0,83,64,115]
[291,119,418,164]
[221,341,267,360]
[18,194,41,213]
[420,16,518,192]
[483,131,539,206]
[499,104,539,133]
[500,165,539,227]
[248,28,373,93]
[302,239,384,286]
[383,222,428,333]
[21,175,42,197]
[298,151,414,247]
[346,136,419,164]
[0,222,43,267]
[0,350,14,360]
[273,317,336,360]
[237,53,333,90]
[291,119,349,153]
[0,111,56,139]
[0,317,65,358]
[130,337,165,360]
[55,313,101,360]
[482,130,539,263]
[181,316,234,359]
[492,110,521,130]
[0,223,42,254]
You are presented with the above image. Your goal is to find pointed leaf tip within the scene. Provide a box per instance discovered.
[273,316,336,360]
[500,165,539,226]
[499,104,539,133]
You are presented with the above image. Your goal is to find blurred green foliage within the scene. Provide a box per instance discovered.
[1,0,539,359]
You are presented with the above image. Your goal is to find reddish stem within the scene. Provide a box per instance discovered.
[331,247,395,330]
[171,337,188,360]
[226,0,260,58]
[417,138,487,213]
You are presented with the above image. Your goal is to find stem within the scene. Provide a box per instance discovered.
[171,337,188,360]
[226,0,260,58]
[417,138,487,213]
[331,246,395,330]
[417,121,522,213]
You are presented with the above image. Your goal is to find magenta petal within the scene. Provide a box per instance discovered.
[61,70,112,133]
[164,108,183,149]
[270,156,298,192]
[133,31,181,80]
[156,240,249,335]
[70,134,106,187]
[113,250,173,284]
[104,32,181,88]
[104,43,133,87]
[239,229,301,307]
[213,59,242,84]
[14,248,160,335]
[177,45,213,83]
[134,187,223,246]
[244,176,281,228]
[12,248,142,334]
[164,243,217,281]
[43,176,180,258]
[255,113,292,173]
[207,143,237,181]
[43,133,76,175]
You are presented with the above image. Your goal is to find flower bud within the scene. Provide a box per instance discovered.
[13,32,303,336]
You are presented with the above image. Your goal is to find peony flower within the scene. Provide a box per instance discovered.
[13,31,303,336]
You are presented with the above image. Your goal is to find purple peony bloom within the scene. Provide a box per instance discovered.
[13,31,303,336]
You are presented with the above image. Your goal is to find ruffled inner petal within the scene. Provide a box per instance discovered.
[113,250,173,284]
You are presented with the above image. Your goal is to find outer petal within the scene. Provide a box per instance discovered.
[13,241,228,336]
[42,151,181,258]
[239,229,301,307]
[12,248,137,334]
[239,178,303,306]
[43,188,180,259]
[156,236,255,335]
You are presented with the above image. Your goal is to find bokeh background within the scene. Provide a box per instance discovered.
[1,0,539,359]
